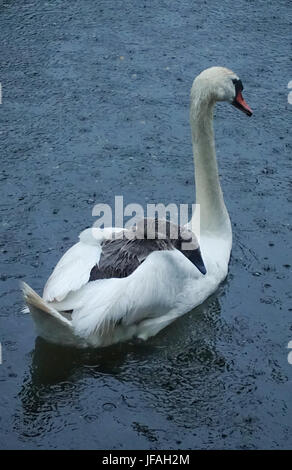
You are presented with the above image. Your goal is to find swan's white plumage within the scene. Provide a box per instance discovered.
[43,227,124,303]
[23,234,230,348]
[43,239,101,303]
[22,66,252,348]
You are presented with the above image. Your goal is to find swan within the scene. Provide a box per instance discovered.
[22,66,252,348]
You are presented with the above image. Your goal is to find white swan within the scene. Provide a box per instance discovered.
[22,66,252,348]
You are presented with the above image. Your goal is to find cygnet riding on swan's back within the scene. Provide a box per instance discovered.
[22,66,252,348]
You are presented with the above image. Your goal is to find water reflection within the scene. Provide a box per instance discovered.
[15,292,235,445]
[28,336,152,385]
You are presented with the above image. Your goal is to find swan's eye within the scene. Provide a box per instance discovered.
[232,78,244,94]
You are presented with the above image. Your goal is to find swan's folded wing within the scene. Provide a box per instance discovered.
[43,241,102,303]
[55,250,201,342]
[43,227,126,303]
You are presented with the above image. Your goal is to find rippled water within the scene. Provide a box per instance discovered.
[0,0,291,449]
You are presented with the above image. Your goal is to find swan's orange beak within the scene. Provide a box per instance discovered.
[232,91,253,116]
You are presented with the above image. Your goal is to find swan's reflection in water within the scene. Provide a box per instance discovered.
[15,293,236,447]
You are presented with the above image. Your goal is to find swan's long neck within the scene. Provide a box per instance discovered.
[190,93,231,241]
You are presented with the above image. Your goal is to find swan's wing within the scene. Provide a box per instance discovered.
[43,219,205,305]
[43,227,124,303]
[43,241,102,303]
[54,249,204,343]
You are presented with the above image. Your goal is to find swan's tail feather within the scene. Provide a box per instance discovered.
[21,282,82,346]
[22,282,71,327]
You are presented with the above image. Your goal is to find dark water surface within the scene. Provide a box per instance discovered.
[0,0,291,449]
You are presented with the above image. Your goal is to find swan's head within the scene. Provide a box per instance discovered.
[192,66,252,116]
